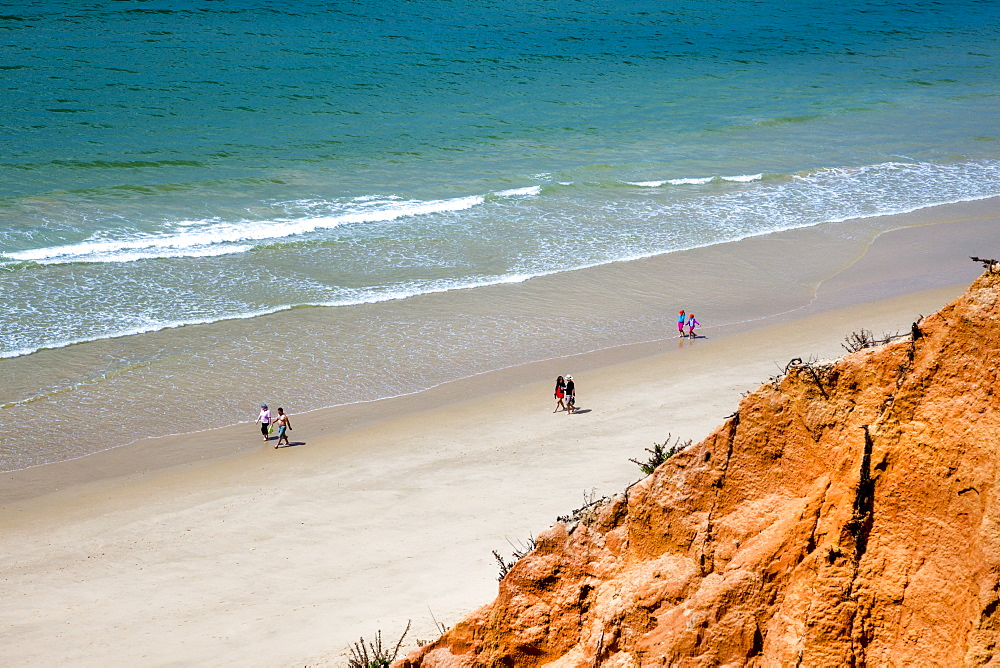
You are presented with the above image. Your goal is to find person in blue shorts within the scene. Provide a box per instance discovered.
[273,407,292,448]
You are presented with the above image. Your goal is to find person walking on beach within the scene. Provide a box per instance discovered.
[273,407,292,448]
[554,375,567,413]
[564,375,576,414]
[255,404,272,442]
[677,310,687,337]
[686,313,700,338]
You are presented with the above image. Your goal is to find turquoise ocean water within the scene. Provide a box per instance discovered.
[2,0,999,470]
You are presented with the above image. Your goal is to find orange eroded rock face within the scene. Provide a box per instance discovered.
[400,270,1000,667]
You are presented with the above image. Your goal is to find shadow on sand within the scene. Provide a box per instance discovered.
[273,441,306,449]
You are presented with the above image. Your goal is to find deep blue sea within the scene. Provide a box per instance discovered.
[2,0,999,469]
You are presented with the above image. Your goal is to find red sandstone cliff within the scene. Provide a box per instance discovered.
[401,269,1000,667]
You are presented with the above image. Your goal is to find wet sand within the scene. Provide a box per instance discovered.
[4,197,998,494]
[1,199,998,665]
[4,198,998,476]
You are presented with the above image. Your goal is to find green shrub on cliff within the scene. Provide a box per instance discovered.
[630,434,690,475]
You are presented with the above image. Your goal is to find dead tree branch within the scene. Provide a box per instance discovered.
[971,256,999,274]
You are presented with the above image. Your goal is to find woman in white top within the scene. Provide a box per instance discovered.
[255,404,272,442]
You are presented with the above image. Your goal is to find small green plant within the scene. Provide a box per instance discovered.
[630,434,689,475]
[347,620,411,668]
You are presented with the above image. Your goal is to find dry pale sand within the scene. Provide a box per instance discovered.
[0,212,995,666]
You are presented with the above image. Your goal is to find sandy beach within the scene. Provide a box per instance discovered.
[1,200,998,666]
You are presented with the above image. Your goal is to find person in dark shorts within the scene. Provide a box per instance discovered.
[564,375,576,414]
[255,404,272,442]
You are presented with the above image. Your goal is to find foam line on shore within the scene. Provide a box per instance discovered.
[3,197,997,489]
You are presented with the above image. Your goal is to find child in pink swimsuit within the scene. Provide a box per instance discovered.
[677,310,686,337]
[686,314,700,338]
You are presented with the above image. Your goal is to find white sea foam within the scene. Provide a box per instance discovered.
[4,194,485,265]
[5,159,1000,361]
[494,185,542,197]
[352,194,396,202]
[57,244,253,264]
[627,175,740,186]
[669,177,715,185]
[721,173,763,182]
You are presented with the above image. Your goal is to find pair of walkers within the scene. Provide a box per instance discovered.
[676,310,700,338]
[255,404,292,448]
[553,375,577,414]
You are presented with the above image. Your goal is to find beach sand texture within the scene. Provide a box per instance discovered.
[1,201,998,666]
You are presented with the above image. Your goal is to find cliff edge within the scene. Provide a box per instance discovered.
[401,268,1000,667]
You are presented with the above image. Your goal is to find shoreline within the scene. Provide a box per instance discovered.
[3,197,998,502]
[1,199,997,665]
[6,197,998,474]
[3,193,995,365]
